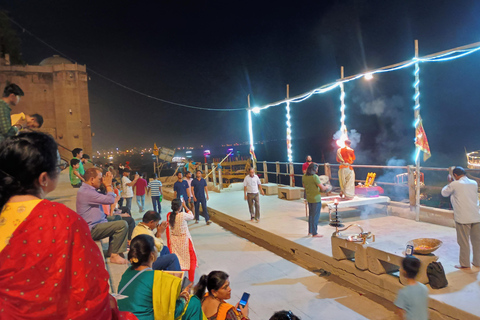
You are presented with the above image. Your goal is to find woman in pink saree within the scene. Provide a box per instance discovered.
[0,132,136,320]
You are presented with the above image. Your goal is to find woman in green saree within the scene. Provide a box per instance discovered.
[117,234,204,320]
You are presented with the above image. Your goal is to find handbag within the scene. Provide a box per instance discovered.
[426,261,448,289]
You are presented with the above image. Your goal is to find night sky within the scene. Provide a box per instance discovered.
[2,0,480,166]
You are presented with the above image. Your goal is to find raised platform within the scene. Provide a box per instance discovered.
[323,195,390,213]
[278,186,304,200]
[261,183,279,195]
[206,190,480,320]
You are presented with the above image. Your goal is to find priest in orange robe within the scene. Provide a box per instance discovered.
[336,139,356,199]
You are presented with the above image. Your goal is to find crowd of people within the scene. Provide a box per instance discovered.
[1,82,479,319]
[0,131,302,319]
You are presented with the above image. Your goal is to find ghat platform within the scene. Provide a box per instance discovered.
[204,189,480,320]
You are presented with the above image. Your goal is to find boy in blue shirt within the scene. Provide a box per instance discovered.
[395,256,429,320]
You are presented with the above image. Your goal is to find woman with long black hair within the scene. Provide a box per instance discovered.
[0,132,136,319]
[166,198,198,282]
[194,270,249,320]
[117,234,201,319]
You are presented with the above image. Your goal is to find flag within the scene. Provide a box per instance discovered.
[249,147,257,162]
[415,118,431,161]
[153,143,159,156]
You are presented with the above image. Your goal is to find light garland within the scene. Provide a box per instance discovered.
[336,80,349,148]
[246,43,480,162]
[413,57,421,163]
[286,101,293,162]
[248,109,254,157]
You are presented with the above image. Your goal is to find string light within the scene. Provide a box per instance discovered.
[414,147,421,163]
[3,12,245,112]
[337,80,349,148]
[248,110,254,155]
[6,11,480,115]
[286,101,293,162]
[413,54,421,163]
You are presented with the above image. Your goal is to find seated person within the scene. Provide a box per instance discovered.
[117,235,202,319]
[0,131,135,319]
[10,112,44,130]
[70,158,85,188]
[132,210,181,271]
[395,256,428,320]
[270,311,301,320]
[195,271,249,320]
[99,183,136,242]
[76,167,128,264]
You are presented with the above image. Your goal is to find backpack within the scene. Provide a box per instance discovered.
[427,261,448,289]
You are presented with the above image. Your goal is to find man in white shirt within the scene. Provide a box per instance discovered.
[243,167,265,222]
[121,168,139,211]
[441,166,480,269]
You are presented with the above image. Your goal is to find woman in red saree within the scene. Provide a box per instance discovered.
[0,132,136,320]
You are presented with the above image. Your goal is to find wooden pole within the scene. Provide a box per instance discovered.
[263,161,268,183]
[414,39,421,222]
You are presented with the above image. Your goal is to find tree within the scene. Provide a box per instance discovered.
[0,11,24,65]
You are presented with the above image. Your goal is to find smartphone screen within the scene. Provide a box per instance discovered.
[236,292,250,312]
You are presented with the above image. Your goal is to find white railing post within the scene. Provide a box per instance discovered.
[211,163,216,188]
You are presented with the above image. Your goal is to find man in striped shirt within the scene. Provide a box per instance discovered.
[148,174,163,215]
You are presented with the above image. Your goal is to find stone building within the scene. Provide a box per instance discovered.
[0,54,92,159]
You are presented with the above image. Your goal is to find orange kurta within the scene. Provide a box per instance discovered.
[336,147,356,169]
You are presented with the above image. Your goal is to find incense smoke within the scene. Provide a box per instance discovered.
[357,95,410,163]
[332,129,361,149]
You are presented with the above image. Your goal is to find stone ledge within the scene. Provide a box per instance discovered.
[206,206,478,320]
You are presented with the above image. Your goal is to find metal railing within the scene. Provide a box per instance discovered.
[257,160,480,209]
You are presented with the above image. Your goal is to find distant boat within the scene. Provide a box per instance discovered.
[466,150,480,169]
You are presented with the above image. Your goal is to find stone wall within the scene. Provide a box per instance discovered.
[0,63,92,156]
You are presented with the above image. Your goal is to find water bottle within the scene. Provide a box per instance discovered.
[180,195,184,203]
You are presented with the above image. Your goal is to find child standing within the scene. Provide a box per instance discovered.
[70,158,85,188]
[395,256,429,320]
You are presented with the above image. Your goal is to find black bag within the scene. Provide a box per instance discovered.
[427,261,448,289]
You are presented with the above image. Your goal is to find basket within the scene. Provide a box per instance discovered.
[407,238,443,255]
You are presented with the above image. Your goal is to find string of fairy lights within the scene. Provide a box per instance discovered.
[248,42,480,162]
[5,11,480,162]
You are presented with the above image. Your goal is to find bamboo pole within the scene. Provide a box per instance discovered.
[205,152,233,178]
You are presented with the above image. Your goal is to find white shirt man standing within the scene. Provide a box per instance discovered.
[121,168,139,212]
[243,167,265,222]
[441,166,480,269]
